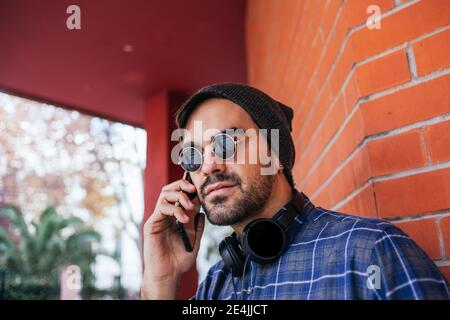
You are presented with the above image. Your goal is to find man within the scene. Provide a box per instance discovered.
[140,83,450,300]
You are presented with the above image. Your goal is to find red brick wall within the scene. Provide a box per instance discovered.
[246,0,450,281]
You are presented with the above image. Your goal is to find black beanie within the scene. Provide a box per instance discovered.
[176,82,296,189]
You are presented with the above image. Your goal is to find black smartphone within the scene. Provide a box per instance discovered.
[175,171,199,252]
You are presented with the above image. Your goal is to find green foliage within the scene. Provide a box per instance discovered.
[0,204,104,299]
[0,270,59,300]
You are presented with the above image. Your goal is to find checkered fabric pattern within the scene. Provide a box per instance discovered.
[193,195,450,300]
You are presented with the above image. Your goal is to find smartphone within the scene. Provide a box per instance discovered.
[175,171,199,252]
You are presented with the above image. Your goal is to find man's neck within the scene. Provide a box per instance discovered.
[231,176,294,236]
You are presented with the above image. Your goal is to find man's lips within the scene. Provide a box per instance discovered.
[205,182,237,197]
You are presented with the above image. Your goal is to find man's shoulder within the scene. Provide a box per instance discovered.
[201,259,227,285]
[295,206,407,250]
[206,259,226,275]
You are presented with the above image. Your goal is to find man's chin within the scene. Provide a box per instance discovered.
[206,214,243,226]
[204,198,230,219]
[204,199,240,226]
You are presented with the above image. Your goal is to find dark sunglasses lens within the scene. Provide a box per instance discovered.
[180,147,202,172]
[213,134,236,160]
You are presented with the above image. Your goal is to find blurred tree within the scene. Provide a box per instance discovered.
[0,92,146,294]
[0,205,106,299]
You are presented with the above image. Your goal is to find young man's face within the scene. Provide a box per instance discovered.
[184,98,276,226]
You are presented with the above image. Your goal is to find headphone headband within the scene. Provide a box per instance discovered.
[271,190,305,230]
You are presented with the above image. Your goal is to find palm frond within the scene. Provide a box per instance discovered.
[0,205,31,241]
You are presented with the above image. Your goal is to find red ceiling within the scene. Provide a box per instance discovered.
[0,0,247,127]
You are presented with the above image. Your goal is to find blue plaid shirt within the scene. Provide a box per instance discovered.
[193,195,450,300]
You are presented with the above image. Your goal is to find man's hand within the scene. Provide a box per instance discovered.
[140,178,205,299]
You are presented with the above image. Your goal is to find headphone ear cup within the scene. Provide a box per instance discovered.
[219,235,246,277]
[241,218,286,264]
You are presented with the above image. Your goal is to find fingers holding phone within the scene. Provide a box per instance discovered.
[141,175,205,299]
[149,177,197,224]
[174,171,204,252]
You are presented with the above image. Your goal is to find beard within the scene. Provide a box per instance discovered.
[200,171,275,226]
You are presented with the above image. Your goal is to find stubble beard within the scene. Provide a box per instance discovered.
[201,172,275,226]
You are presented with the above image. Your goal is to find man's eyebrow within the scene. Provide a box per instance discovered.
[180,127,241,147]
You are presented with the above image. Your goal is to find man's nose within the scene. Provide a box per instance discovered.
[201,145,226,176]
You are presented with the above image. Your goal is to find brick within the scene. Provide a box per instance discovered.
[375,167,450,218]
[293,148,311,183]
[352,145,372,187]
[335,108,365,162]
[284,41,306,100]
[342,0,394,28]
[315,149,370,212]
[440,216,450,259]
[314,94,347,162]
[272,3,304,89]
[300,87,330,150]
[355,49,410,97]
[367,129,427,176]
[361,73,450,136]
[303,145,338,196]
[293,79,320,132]
[313,184,333,209]
[293,74,309,113]
[292,163,303,185]
[304,33,325,85]
[313,147,369,210]
[351,0,450,62]
[292,104,309,142]
[344,71,360,112]
[424,120,450,164]
[395,218,441,260]
[329,45,355,98]
[320,0,342,41]
[336,183,378,217]
[302,164,322,196]
[413,28,450,76]
[328,157,357,205]
[316,12,348,92]
[328,146,373,206]
[308,0,328,29]
[301,153,327,195]
[301,109,366,199]
[297,143,319,187]
[302,108,364,190]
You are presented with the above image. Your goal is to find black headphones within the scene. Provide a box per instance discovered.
[218,190,306,277]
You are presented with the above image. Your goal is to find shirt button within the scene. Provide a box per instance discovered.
[247,287,253,294]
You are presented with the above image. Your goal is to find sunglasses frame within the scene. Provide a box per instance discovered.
[178,131,247,172]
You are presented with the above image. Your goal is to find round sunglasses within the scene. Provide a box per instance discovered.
[178,132,246,172]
